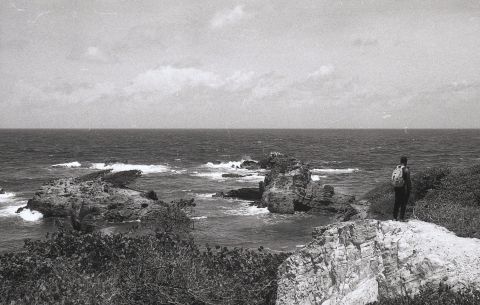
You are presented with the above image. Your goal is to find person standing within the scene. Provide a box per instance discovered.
[391,156,412,221]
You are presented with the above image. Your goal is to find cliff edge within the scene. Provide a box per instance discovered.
[276,219,480,305]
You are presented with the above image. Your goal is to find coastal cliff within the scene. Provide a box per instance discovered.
[276,219,480,305]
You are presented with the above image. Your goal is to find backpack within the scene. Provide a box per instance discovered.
[391,165,405,187]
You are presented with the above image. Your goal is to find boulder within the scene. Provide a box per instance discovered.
[0,188,5,194]
[276,219,480,305]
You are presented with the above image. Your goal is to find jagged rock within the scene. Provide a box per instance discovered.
[142,190,158,201]
[240,160,261,170]
[218,153,355,215]
[214,188,262,201]
[170,198,196,209]
[25,170,169,223]
[74,169,112,182]
[222,173,247,178]
[276,219,480,305]
[102,170,141,187]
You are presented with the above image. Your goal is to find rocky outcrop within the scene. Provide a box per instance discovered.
[0,188,4,194]
[240,160,261,170]
[24,170,193,228]
[214,188,262,201]
[276,219,480,305]
[261,153,355,214]
[222,173,247,178]
[216,153,356,215]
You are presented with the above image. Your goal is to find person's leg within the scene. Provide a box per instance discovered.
[393,188,401,220]
[400,190,407,220]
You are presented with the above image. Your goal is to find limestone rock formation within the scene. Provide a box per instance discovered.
[276,219,480,305]
[214,187,262,201]
[24,170,192,228]
[261,153,355,214]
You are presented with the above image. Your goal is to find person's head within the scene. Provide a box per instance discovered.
[400,156,408,165]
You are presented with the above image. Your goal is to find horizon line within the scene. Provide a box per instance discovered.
[1,127,479,130]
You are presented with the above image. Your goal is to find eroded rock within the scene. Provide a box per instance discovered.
[276,219,480,305]
[24,170,192,227]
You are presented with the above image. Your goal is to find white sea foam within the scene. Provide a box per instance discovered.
[237,174,265,182]
[224,202,269,216]
[18,208,43,221]
[192,216,207,220]
[89,162,170,174]
[52,161,82,168]
[191,172,225,180]
[0,192,16,202]
[311,175,325,181]
[0,204,43,221]
[195,193,217,199]
[312,168,360,174]
[202,159,257,170]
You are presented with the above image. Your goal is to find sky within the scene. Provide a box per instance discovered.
[1,0,479,128]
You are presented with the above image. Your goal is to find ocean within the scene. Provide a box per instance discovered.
[1,129,479,252]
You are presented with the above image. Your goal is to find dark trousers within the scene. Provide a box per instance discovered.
[393,187,408,220]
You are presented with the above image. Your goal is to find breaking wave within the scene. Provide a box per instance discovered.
[89,163,171,174]
[52,161,82,168]
[0,193,43,221]
[202,158,257,170]
[311,175,327,181]
[311,168,360,174]
[224,201,269,216]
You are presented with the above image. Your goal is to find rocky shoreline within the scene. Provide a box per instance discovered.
[215,152,358,217]
[16,169,195,232]
[6,154,480,305]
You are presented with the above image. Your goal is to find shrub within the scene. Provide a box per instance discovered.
[414,165,480,238]
[366,167,452,220]
[0,229,289,305]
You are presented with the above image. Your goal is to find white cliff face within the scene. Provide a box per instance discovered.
[276,220,480,305]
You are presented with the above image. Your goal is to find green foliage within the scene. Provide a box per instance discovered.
[366,167,452,220]
[0,229,289,305]
[414,165,480,238]
[368,284,480,305]
[364,164,480,238]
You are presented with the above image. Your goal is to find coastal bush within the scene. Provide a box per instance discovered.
[414,165,480,238]
[0,229,289,305]
[367,284,480,305]
[366,167,451,220]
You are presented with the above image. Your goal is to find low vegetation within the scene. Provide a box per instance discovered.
[366,165,479,238]
[368,284,480,305]
[0,205,289,305]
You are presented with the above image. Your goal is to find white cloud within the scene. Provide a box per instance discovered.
[210,5,246,29]
[125,66,223,96]
[308,65,335,79]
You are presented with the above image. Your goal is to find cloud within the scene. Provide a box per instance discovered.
[210,5,246,29]
[308,65,335,79]
[125,66,223,96]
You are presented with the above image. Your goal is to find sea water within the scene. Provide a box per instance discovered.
[1,129,479,252]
